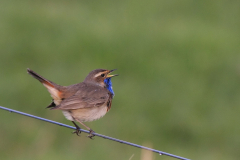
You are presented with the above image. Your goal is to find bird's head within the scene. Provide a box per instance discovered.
[84,69,118,88]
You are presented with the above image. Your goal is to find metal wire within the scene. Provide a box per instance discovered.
[0,106,190,160]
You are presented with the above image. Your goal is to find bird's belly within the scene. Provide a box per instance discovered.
[62,110,74,121]
[62,105,108,122]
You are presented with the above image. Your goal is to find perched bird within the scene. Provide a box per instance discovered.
[27,68,118,138]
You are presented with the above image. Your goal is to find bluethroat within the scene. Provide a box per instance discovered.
[27,68,118,138]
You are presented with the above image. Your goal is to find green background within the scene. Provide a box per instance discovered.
[1,0,240,160]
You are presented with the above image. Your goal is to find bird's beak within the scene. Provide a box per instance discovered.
[107,69,118,78]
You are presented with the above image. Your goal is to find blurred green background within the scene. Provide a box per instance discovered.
[1,0,240,160]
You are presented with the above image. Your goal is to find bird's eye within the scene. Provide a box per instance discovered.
[101,74,105,77]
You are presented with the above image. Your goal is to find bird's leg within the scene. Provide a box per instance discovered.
[75,119,95,139]
[72,121,81,136]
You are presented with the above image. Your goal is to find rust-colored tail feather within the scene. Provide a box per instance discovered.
[27,68,52,86]
[27,68,63,101]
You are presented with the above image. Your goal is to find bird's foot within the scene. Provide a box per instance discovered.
[87,129,95,139]
[72,128,81,136]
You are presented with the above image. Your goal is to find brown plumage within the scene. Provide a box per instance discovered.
[27,68,117,138]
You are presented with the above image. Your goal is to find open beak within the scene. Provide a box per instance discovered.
[107,69,118,78]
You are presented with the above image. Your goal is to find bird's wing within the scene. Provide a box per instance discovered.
[51,86,109,110]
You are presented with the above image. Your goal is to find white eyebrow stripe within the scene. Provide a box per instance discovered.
[94,72,105,77]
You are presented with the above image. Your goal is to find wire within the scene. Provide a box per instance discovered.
[0,106,190,160]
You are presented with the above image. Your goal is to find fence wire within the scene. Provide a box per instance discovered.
[0,106,190,160]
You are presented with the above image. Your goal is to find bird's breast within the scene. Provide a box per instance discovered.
[64,104,108,122]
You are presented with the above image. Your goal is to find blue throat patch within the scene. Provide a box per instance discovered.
[104,78,114,95]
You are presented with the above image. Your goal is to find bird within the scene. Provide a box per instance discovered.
[27,68,118,138]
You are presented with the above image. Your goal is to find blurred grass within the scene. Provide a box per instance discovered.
[0,0,240,160]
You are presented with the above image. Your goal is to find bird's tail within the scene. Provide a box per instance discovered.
[27,68,54,86]
[27,68,63,101]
